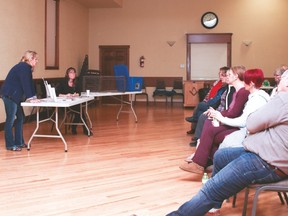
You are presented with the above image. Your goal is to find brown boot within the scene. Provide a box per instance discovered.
[179,161,204,175]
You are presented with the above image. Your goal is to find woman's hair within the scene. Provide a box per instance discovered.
[65,67,77,79]
[244,69,264,88]
[219,66,230,76]
[231,65,246,81]
[21,50,38,63]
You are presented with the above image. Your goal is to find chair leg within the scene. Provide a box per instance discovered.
[283,192,288,205]
[242,187,250,216]
[277,192,285,205]
[251,187,263,216]
[232,194,237,208]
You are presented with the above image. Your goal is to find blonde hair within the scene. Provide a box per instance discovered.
[21,50,38,64]
[231,65,246,81]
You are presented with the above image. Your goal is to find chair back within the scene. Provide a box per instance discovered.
[173,80,183,90]
[113,64,129,77]
[114,64,143,92]
[114,64,129,92]
[155,80,166,90]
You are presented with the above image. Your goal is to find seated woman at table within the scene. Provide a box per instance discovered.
[57,67,91,135]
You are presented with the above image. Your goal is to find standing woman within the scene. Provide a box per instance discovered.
[1,50,40,151]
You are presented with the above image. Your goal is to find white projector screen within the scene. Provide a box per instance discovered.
[190,43,227,80]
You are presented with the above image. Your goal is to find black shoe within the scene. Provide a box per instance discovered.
[192,137,198,141]
[185,117,197,123]
[189,140,197,147]
[20,143,28,148]
[186,129,195,135]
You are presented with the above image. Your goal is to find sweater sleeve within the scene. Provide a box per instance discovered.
[221,88,249,119]
[207,86,226,107]
[19,65,36,99]
[246,92,288,134]
[218,92,269,127]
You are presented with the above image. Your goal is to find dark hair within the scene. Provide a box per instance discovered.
[244,69,264,88]
[65,67,76,78]
[219,66,230,76]
[64,67,77,87]
[220,66,230,72]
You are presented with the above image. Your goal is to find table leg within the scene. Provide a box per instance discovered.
[80,102,91,136]
[27,107,40,151]
[115,94,138,123]
[84,101,92,129]
[54,107,68,152]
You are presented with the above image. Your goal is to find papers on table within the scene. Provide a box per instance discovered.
[43,78,57,102]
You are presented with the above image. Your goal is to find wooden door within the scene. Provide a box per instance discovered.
[99,45,130,104]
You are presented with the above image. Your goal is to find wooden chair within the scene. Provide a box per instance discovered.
[241,178,288,216]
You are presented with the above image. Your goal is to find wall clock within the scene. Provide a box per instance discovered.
[201,12,218,29]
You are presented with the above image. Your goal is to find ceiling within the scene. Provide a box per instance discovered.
[73,0,123,8]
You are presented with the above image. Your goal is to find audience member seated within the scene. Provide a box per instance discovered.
[166,70,288,216]
[57,67,91,135]
[180,66,250,174]
[210,68,270,148]
[189,76,235,147]
[270,65,288,97]
[186,67,229,134]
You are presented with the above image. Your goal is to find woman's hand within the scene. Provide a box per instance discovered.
[72,92,79,97]
[209,110,223,121]
[205,107,215,118]
[27,98,41,103]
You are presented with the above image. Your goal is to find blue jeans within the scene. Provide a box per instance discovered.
[191,102,209,121]
[2,96,25,149]
[167,147,283,216]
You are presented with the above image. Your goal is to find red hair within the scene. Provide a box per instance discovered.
[244,69,264,88]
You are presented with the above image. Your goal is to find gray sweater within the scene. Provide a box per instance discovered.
[244,91,288,175]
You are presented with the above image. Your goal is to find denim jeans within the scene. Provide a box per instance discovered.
[191,102,209,121]
[2,96,25,149]
[166,147,283,216]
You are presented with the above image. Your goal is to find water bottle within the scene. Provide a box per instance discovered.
[202,172,209,185]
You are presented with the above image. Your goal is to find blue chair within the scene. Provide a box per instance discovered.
[113,64,143,92]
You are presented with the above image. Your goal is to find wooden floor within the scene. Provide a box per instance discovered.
[0,102,287,216]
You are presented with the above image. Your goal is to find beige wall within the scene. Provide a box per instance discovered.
[1,0,288,123]
[0,0,89,122]
[89,0,288,78]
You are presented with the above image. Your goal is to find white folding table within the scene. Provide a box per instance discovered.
[21,96,94,152]
[82,91,141,123]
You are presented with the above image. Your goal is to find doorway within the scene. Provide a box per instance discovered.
[99,45,130,103]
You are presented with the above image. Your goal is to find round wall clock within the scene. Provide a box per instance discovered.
[201,12,218,29]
